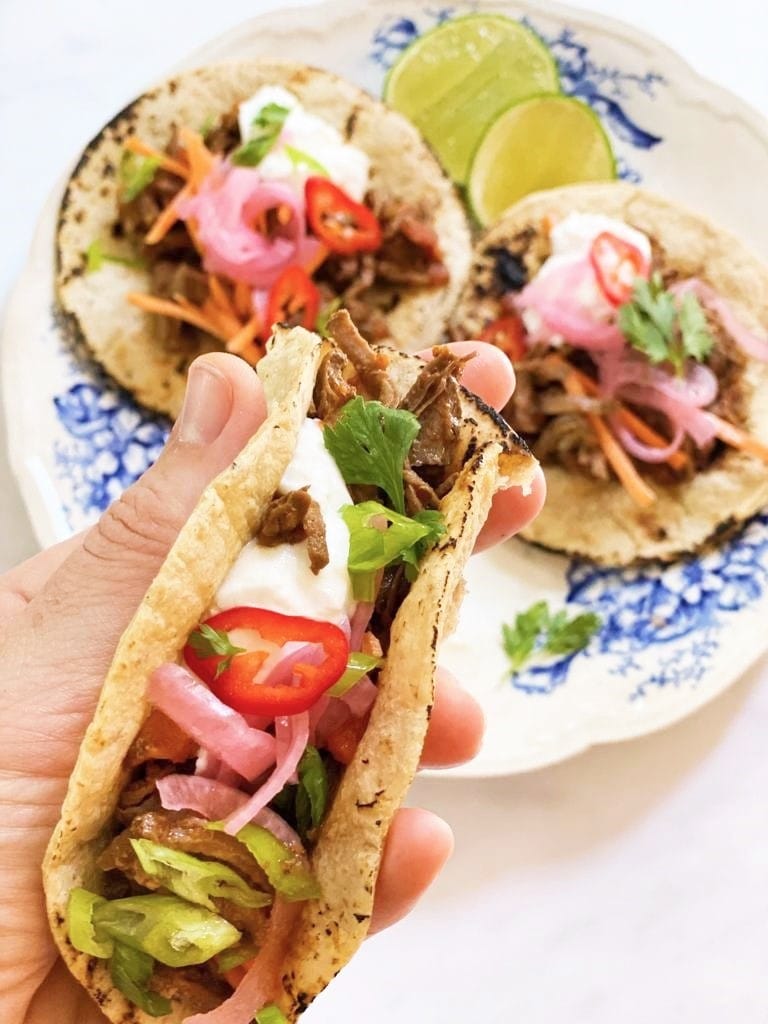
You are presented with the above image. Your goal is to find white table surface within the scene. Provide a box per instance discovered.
[2,1,768,1020]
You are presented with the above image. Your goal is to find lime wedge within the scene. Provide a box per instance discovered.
[468,95,617,226]
[384,14,559,184]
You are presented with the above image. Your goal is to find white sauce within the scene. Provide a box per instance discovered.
[215,419,355,622]
[238,85,371,202]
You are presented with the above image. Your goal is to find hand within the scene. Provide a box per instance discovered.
[0,347,545,1024]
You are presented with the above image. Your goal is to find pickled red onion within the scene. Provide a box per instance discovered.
[598,353,718,408]
[177,165,305,289]
[341,675,378,718]
[157,775,248,819]
[618,384,717,447]
[611,414,685,464]
[515,259,625,351]
[349,602,374,651]
[224,712,310,835]
[148,664,276,780]
[671,278,768,362]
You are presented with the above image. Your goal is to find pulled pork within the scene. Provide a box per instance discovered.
[326,310,395,404]
[256,488,329,575]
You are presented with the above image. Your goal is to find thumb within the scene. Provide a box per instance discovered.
[20,352,267,691]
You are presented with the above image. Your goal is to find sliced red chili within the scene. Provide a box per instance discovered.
[479,315,527,361]
[183,608,349,717]
[589,231,650,306]
[305,177,382,254]
[265,265,320,338]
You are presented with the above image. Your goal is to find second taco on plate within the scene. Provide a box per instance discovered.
[57,61,471,417]
[452,182,768,565]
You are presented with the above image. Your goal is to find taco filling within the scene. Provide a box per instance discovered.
[64,313,474,1022]
[109,85,450,361]
[465,212,768,508]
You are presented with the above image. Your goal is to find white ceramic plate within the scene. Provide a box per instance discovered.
[3,0,768,776]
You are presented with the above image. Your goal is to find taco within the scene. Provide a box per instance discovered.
[56,61,472,418]
[43,311,536,1023]
[451,182,768,565]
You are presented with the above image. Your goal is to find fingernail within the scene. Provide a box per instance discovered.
[176,361,232,445]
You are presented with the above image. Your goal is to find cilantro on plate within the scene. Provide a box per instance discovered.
[502,600,601,676]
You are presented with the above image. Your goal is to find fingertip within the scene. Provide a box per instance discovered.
[420,668,485,768]
[370,808,454,934]
[474,465,547,553]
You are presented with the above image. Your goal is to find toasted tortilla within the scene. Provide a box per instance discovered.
[452,182,768,565]
[43,324,537,1023]
[56,61,472,419]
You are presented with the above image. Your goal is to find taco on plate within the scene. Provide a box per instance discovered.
[43,312,536,1023]
[56,61,472,418]
[451,182,768,565]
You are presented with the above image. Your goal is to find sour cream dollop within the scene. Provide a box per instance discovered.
[215,419,355,622]
[237,85,371,202]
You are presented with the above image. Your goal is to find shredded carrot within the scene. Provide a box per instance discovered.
[545,355,689,471]
[178,127,214,190]
[145,183,192,246]
[226,313,263,360]
[234,280,253,320]
[208,275,239,322]
[123,137,189,179]
[706,413,768,465]
[304,242,330,276]
[126,292,228,342]
[564,373,657,508]
[202,297,242,339]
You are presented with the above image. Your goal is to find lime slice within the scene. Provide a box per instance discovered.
[468,95,617,226]
[384,14,559,184]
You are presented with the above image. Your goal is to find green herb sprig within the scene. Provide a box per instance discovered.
[502,600,601,676]
[232,103,290,167]
[187,624,245,679]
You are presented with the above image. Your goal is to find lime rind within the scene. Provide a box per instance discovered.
[384,13,560,183]
[467,93,617,226]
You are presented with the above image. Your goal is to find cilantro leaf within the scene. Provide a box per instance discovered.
[501,600,550,672]
[618,273,715,376]
[232,103,290,167]
[501,601,602,675]
[86,240,144,274]
[544,611,602,656]
[255,1006,290,1024]
[678,292,715,363]
[324,397,420,515]
[284,144,329,178]
[618,273,676,365]
[296,746,328,833]
[109,942,170,1018]
[187,624,245,679]
[119,150,160,203]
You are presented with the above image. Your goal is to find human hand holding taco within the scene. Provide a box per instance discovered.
[0,334,544,1024]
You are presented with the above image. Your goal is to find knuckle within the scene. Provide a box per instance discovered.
[84,477,183,566]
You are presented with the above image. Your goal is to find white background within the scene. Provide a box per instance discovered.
[2,1,768,1021]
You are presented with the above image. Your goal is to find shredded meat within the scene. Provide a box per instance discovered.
[125,710,198,770]
[399,347,469,470]
[536,414,610,481]
[118,166,185,238]
[152,965,231,1012]
[204,110,240,155]
[370,563,409,654]
[375,203,450,287]
[326,310,395,404]
[115,763,174,825]
[256,488,329,574]
[150,260,209,305]
[313,348,356,421]
[403,465,440,516]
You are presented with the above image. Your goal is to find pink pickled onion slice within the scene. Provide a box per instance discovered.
[618,384,718,448]
[313,699,351,748]
[254,641,325,689]
[600,353,718,408]
[157,775,248,820]
[224,712,310,835]
[195,748,220,778]
[148,664,276,780]
[178,166,304,289]
[515,259,625,352]
[184,897,300,1024]
[254,808,305,854]
[349,602,374,651]
[611,414,685,464]
[341,676,378,718]
[251,287,269,323]
[671,278,768,362]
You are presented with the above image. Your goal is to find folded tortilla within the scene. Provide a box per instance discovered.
[43,323,537,1022]
[56,60,471,418]
[451,182,768,564]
